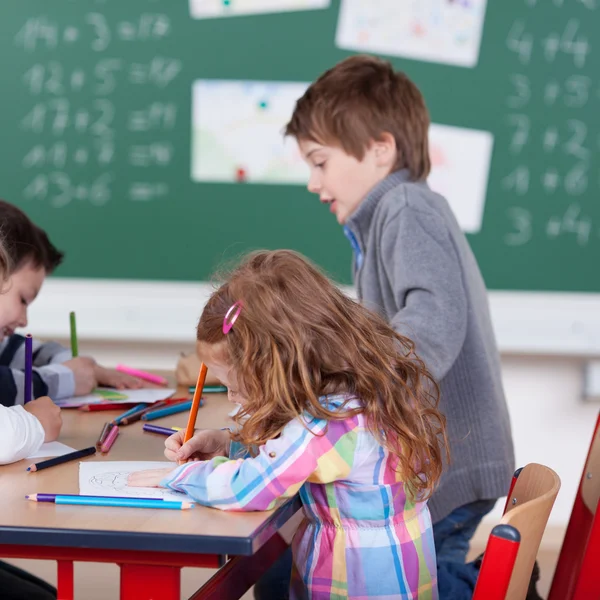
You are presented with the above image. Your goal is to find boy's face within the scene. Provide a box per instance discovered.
[298,137,395,225]
[0,262,46,341]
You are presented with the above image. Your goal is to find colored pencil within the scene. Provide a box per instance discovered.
[118,403,160,425]
[27,446,96,472]
[95,422,113,449]
[35,496,193,510]
[113,403,148,424]
[189,385,227,394]
[142,424,182,436]
[141,400,200,421]
[24,334,33,404]
[184,364,208,444]
[26,494,165,503]
[100,424,119,453]
[69,311,78,357]
[115,364,168,386]
[79,403,138,412]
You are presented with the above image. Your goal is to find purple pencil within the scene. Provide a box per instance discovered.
[24,334,33,404]
[26,494,165,503]
[142,424,180,436]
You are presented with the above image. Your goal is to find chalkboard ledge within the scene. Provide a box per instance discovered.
[24,279,600,356]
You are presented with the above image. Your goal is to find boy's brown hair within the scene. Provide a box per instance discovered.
[0,201,64,274]
[285,54,431,181]
[197,249,448,500]
[0,236,9,285]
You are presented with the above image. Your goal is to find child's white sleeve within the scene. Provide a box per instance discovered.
[0,404,45,465]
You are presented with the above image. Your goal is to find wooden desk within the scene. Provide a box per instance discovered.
[0,395,301,600]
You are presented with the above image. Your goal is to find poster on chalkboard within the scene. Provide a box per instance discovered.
[428,124,494,234]
[191,79,309,185]
[336,0,488,68]
[189,0,330,19]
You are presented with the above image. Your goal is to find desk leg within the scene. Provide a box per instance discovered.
[57,560,74,600]
[120,563,180,600]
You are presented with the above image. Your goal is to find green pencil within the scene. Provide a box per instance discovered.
[70,311,78,357]
[188,385,227,394]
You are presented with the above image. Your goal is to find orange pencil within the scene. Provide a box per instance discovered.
[183,363,208,445]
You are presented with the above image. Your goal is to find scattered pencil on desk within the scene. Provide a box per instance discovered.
[184,364,208,443]
[95,422,114,449]
[142,424,183,436]
[26,495,193,510]
[188,384,227,394]
[141,400,202,421]
[79,403,137,412]
[118,403,157,425]
[69,311,78,357]
[100,424,119,454]
[26,494,165,503]
[113,403,148,425]
[24,334,33,404]
[27,446,96,472]
[115,364,168,386]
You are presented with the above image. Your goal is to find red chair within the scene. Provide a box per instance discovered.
[548,411,600,600]
[473,463,561,600]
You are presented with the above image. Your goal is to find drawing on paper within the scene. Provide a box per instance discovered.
[336,0,488,68]
[190,0,330,19]
[427,123,494,234]
[79,461,187,502]
[191,80,309,185]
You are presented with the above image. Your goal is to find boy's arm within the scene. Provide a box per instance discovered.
[381,207,468,382]
[0,404,45,465]
[161,416,358,511]
[0,335,75,405]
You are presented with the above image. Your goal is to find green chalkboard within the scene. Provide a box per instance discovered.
[0,0,599,291]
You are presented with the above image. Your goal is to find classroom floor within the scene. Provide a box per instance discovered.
[6,543,559,599]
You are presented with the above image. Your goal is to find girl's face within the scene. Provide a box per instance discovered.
[202,346,247,407]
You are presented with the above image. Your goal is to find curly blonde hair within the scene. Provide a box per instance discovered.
[197,250,448,500]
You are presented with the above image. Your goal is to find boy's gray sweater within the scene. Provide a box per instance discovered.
[345,170,515,522]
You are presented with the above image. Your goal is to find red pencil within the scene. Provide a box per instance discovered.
[79,403,137,412]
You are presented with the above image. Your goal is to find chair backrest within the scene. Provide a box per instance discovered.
[549,411,600,600]
[474,463,561,600]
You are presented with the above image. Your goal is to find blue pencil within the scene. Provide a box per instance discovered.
[52,496,194,510]
[141,400,201,421]
[24,334,33,404]
[113,403,148,424]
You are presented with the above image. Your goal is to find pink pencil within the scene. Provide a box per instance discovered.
[115,364,167,386]
[100,425,119,454]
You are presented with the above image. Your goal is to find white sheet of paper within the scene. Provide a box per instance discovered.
[55,388,175,408]
[191,79,309,185]
[27,442,76,459]
[428,124,493,234]
[79,461,187,501]
[336,0,488,68]
[190,0,330,19]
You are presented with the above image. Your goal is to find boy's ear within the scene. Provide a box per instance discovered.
[373,132,397,168]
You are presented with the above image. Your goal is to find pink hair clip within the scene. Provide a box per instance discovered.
[223,301,242,334]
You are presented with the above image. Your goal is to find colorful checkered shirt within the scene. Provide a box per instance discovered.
[161,395,438,599]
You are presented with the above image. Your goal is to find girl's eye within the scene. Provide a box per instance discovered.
[315,162,325,168]
[21,297,28,306]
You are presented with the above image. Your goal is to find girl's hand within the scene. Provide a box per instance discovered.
[127,467,175,488]
[165,428,230,462]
